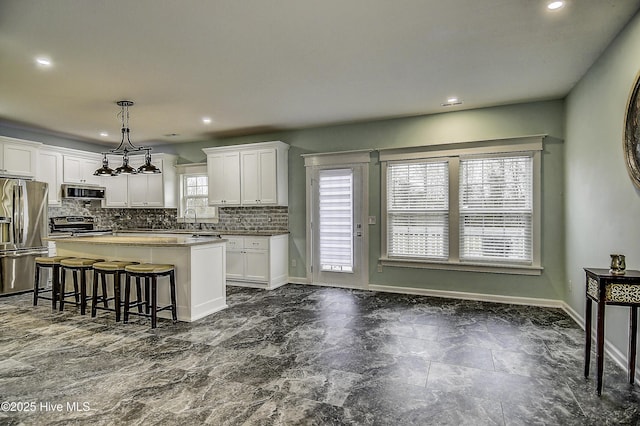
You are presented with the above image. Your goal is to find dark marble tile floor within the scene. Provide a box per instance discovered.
[1,285,639,425]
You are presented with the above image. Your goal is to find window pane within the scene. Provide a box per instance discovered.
[319,168,353,273]
[388,213,448,259]
[181,173,217,219]
[387,160,449,260]
[459,155,533,263]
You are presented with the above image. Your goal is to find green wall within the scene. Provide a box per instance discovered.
[159,99,566,301]
[565,11,640,361]
[0,86,568,302]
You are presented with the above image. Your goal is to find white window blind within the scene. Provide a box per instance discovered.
[318,168,353,272]
[387,161,449,260]
[459,154,533,263]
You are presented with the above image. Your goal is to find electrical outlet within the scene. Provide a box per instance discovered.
[291,259,297,267]
[377,263,383,272]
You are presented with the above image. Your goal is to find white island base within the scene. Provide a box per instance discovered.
[52,234,227,322]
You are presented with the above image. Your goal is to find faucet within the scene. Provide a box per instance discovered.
[184,208,200,236]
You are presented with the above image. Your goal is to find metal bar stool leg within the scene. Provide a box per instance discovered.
[123,272,132,323]
[59,267,67,312]
[151,275,158,329]
[170,270,177,323]
[33,264,40,306]
[52,264,60,310]
[91,269,99,317]
[114,271,122,322]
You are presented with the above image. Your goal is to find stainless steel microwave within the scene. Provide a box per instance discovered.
[61,184,106,200]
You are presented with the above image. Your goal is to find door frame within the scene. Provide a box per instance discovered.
[303,150,372,289]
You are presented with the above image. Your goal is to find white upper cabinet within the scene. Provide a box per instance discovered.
[87,152,176,209]
[126,153,177,208]
[63,154,102,185]
[204,141,288,207]
[0,137,40,178]
[241,149,279,205]
[36,148,63,206]
[100,155,128,207]
[206,151,240,206]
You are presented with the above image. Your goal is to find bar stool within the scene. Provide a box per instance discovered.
[91,260,139,322]
[59,258,104,314]
[124,263,177,328]
[33,256,71,309]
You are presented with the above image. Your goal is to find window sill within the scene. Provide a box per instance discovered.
[379,257,543,276]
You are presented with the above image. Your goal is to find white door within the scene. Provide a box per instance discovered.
[311,165,367,288]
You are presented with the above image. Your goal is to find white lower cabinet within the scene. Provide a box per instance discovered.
[222,234,288,290]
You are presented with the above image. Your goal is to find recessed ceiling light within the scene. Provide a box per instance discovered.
[441,97,463,107]
[202,117,212,125]
[547,1,565,10]
[35,57,52,67]
[99,131,109,137]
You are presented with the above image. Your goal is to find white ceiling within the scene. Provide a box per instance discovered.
[1,0,639,148]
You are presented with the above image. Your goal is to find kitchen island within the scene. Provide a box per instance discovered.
[50,234,227,322]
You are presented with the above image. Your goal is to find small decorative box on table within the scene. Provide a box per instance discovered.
[584,268,640,395]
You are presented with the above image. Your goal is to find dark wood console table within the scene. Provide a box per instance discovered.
[584,268,640,395]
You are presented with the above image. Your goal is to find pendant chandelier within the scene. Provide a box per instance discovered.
[94,100,161,176]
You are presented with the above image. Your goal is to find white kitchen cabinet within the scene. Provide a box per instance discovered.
[101,176,129,207]
[98,153,176,208]
[0,136,40,177]
[127,153,177,208]
[129,173,163,207]
[221,234,288,290]
[203,141,288,207]
[63,154,102,185]
[100,154,129,207]
[36,148,63,205]
[206,151,240,206]
[241,148,279,205]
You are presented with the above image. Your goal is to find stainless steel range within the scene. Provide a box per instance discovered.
[50,216,112,236]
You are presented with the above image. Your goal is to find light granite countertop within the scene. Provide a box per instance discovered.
[119,229,289,237]
[47,234,227,247]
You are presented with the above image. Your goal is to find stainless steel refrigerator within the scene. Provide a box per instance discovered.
[0,179,48,296]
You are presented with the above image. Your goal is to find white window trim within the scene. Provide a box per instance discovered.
[303,150,372,284]
[380,135,544,276]
[177,164,218,223]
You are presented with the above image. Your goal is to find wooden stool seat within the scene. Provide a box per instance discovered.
[33,256,72,309]
[59,258,104,314]
[93,260,136,271]
[61,257,103,267]
[124,263,177,328]
[35,256,71,265]
[92,261,139,322]
[124,264,175,274]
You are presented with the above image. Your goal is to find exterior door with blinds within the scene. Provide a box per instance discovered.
[311,165,366,288]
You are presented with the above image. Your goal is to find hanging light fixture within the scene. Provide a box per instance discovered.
[137,149,161,174]
[94,153,116,176]
[94,100,161,176]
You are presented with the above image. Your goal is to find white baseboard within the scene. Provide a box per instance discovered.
[561,301,640,384]
[368,284,564,308]
[288,276,310,285]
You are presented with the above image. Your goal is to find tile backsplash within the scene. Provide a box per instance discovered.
[49,200,288,233]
